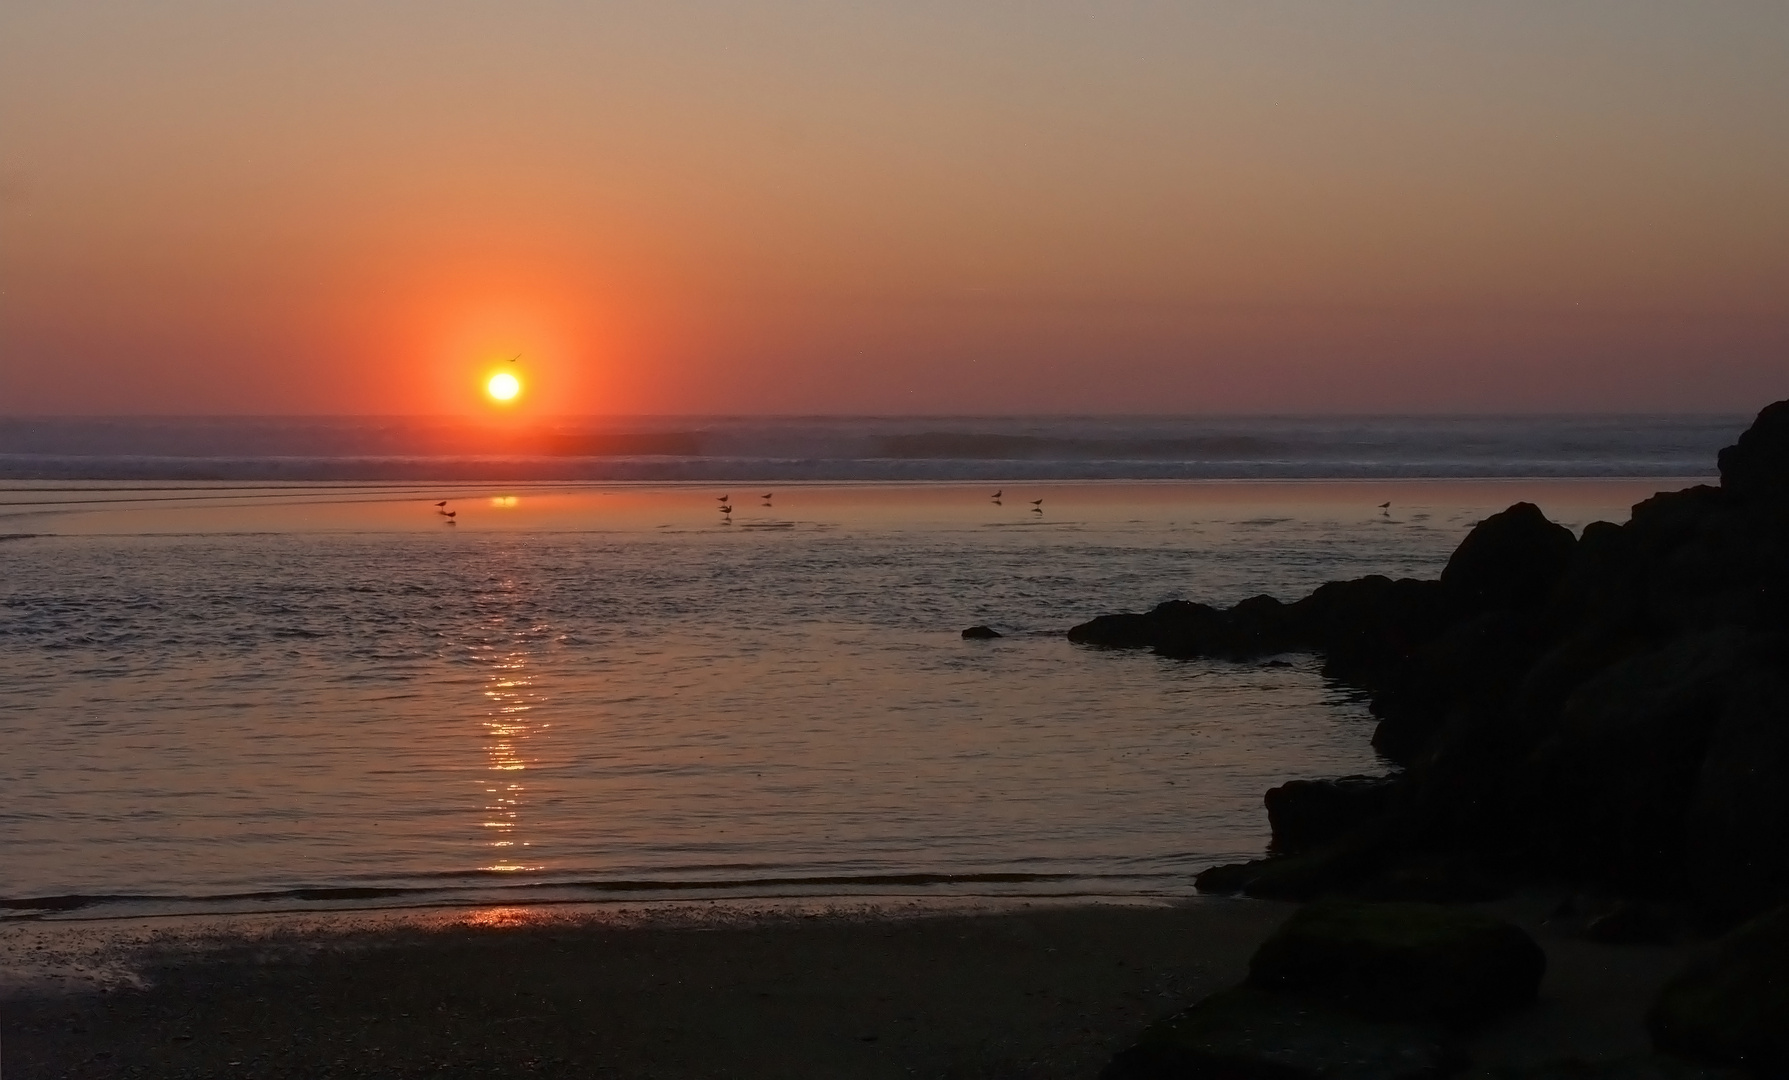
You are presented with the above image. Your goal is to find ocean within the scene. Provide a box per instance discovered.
[0,415,1737,922]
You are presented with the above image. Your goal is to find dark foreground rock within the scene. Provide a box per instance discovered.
[1647,903,1789,1075]
[961,624,1003,639]
[1073,400,1789,923]
[1247,901,1545,1027]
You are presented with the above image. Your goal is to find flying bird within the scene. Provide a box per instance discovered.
[509,354,521,363]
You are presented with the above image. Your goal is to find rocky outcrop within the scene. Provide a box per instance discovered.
[960,625,1002,639]
[1266,776,1398,855]
[1647,903,1789,1074]
[1074,400,1789,921]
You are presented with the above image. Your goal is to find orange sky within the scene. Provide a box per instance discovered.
[1,2,1785,415]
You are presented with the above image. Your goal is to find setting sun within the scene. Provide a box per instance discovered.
[486,371,521,402]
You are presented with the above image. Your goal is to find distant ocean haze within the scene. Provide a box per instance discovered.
[0,414,1741,481]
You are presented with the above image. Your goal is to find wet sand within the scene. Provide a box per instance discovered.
[2,898,1699,1079]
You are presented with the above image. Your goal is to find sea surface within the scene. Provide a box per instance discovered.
[0,415,1737,922]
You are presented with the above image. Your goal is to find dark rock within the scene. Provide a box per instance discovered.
[1101,987,1455,1080]
[1267,775,1399,855]
[1068,595,1307,660]
[1077,398,1789,920]
[1370,610,1538,764]
[1511,629,1757,886]
[1648,903,1789,1074]
[1717,399,1789,500]
[1684,668,1789,918]
[1246,901,1545,1027]
[960,625,1002,639]
[1298,576,1450,687]
[1440,502,1577,617]
[1068,600,1218,649]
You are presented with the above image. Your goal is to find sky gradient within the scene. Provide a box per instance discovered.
[2,1,1785,415]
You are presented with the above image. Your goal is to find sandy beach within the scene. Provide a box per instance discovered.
[1,896,1702,1079]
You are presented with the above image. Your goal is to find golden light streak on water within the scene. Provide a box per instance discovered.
[480,642,546,873]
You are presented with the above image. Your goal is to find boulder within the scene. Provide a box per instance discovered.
[1647,903,1789,1075]
[1717,399,1789,500]
[1267,775,1399,854]
[1068,600,1219,649]
[1297,576,1449,688]
[960,624,1002,639]
[1246,901,1545,1027]
[1684,668,1789,919]
[1369,610,1537,764]
[1101,987,1455,1080]
[1440,502,1577,617]
[1511,629,1756,885]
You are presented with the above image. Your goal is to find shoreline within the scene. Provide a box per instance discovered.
[3,895,1703,1079]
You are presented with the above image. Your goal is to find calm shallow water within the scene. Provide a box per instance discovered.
[0,479,1689,918]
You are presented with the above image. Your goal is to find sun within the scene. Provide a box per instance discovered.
[486,371,521,402]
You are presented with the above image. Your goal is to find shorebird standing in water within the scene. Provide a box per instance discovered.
[992,489,1002,500]
[1379,501,1392,516]
[1030,498,1044,507]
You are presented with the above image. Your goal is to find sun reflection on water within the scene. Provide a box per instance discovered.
[480,647,546,873]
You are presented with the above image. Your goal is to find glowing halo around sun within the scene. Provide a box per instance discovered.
[486,371,521,402]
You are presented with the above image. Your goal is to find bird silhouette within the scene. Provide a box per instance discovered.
[716,493,730,502]
[434,501,447,507]
[992,489,1003,499]
[761,493,773,500]
[1030,498,1044,506]
[444,510,456,517]
[719,504,732,514]
[509,354,521,363]
[1378,501,1391,509]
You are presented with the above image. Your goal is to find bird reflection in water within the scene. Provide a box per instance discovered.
[481,649,544,873]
